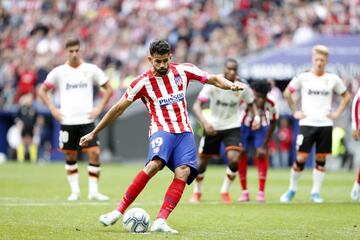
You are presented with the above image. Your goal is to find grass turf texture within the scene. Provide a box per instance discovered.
[0,162,359,239]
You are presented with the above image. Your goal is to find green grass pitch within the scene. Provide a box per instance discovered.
[0,162,359,239]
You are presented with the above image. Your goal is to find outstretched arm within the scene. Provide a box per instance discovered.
[80,95,132,146]
[207,74,245,91]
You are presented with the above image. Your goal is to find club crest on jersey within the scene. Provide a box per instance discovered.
[158,91,184,107]
[174,75,183,86]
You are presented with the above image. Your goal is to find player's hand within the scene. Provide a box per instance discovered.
[326,111,340,120]
[50,108,63,122]
[251,115,261,130]
[79,131,96,147]
[204,122,217,136]
[230,82,245,91]
[293,111,306,120]
[352,129,360,141]
[89,106,102,120]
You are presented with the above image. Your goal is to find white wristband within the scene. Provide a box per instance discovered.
[254,115,260,123]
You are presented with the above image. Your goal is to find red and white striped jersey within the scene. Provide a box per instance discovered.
[352,89,360,130]
[125,63,209,135]
[241,94,278,127]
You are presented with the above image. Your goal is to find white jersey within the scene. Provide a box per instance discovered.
[44,62,108,125]
[288,71,347,127]
[352,89,360,130]
[241,93,278,127]
[197,82,254,131]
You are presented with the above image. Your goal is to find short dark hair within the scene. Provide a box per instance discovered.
[225,58,238,67]
[149,40,170,56]
[65,37,80,49]
[251,80,271,97]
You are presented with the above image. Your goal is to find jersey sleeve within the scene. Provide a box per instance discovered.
[287,75,301,93]
[92,65,108,86]
[352,89,360,130]
[44,68,58,90]
[197,85,212,103]
[124,75,145,102]
[181,63,209,84]
[333,75,347,95]
[243,86,255,104]
[267,94,279,121]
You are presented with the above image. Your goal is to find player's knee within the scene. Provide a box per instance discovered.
[87,149,100,163]
[228,162,238,172]
[198,164,207,174]
[144,159,163,176]
[175,165,191,180]
[293,160,305,171]
[315,159,326,171]
[65,152,77,161]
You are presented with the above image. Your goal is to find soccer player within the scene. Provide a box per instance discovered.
[79,40,245,233]
[280,45,351,203]
[350,88,360,201]
[38,38,113,201]
[189,58,255,204]
[238,80,278,202]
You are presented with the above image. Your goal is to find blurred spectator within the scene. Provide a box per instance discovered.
[15,93,39,163]
[272,117,292,168]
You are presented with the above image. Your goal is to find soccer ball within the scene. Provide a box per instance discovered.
[122,208,150,233]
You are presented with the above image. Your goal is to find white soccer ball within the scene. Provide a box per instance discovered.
[122,208,150,233]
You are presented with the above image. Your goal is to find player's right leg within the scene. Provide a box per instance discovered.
[99,159,162,226]
[189,154,210,203]
[190,134,220,203]
[280,126,314,203]
[100,131,171,227]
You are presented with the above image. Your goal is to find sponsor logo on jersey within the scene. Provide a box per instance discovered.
[215,100,237,107]
[307,89,330,96]
[66,82,88,90]
[158,91,184,107]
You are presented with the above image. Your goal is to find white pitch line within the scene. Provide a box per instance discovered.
[0,199,354,207]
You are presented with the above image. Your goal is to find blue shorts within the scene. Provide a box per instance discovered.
[147,131,198,185]
[240,125,268,150]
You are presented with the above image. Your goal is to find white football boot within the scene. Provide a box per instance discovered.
[151,218,178,234]
[88,192,109,201]
[99,210,122,226]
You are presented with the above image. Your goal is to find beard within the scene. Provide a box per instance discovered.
[155,67,168,76]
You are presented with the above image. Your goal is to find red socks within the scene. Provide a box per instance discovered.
[238,153,248,191]
[357,168,360,184]
[256,155,268,192]
[117,170,150,214]
[157,178,186,220]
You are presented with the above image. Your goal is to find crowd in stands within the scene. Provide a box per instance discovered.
[1,0,360,164]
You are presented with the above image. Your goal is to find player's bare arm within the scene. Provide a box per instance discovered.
[207,74,245,91]
[192,99,216,136]
[38,84,63,122]
[90,81,113,120]
[80,95,132,146]
[249,102,261,130]
[326,91,351,120]
[283,88,305,120]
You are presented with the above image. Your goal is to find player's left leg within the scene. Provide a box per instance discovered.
[219,128,241,204]
[351,167,360,201]
[85,146,109,201]
[311,127,332,203]
[152,132,197,234]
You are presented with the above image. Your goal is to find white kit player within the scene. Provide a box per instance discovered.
[280,45,350,203]
[38,38,113,201]
[189,58,256,204]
